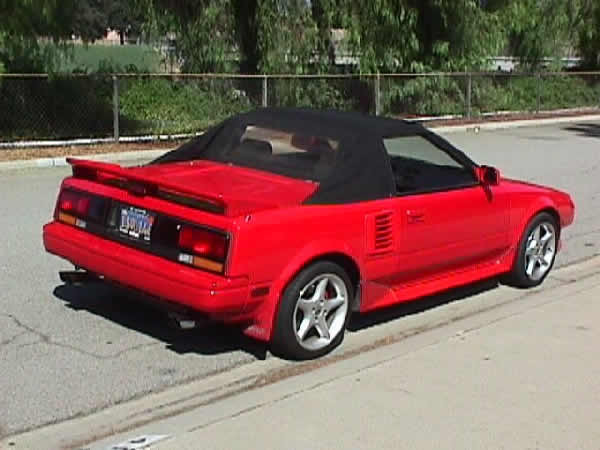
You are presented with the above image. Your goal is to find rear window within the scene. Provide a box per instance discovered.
[205,125,340,181]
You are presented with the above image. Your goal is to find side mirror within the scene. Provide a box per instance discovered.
[476,165,500,186]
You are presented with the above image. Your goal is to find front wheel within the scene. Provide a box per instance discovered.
[271,261,352,360]
[504,212,559,288]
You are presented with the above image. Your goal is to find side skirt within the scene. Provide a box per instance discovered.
[360,255,514,313]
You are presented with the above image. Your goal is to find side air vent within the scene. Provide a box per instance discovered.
[366,211,395,256]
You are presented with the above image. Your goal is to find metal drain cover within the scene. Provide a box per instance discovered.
[108,434,169,450]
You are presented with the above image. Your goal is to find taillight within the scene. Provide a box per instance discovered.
[59,190,90,217]
[56,189,106,229]
[177,225,228,273]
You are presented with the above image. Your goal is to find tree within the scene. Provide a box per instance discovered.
[492,0,590,70]
[69,0,146,44]
[139,0,236,72]
[409,0,503,71]
[342,0,502,73]
[577,0,600,68]
[232,0,259,74]
[71,0,108,42]
[106,0,145,44]
[0,0,79,72]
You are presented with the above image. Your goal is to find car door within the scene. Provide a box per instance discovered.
[384,134,510,285]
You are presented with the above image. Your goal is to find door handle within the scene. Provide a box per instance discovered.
[407,210,425,224]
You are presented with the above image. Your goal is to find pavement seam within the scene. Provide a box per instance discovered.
[117,375,259,423]
[455,279,600,340]
[185,379,339,434]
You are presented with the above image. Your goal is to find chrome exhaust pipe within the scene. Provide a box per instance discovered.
[168,312,206,330]
[59,270,100,285]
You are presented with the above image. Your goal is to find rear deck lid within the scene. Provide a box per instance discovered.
[68,158,318,217]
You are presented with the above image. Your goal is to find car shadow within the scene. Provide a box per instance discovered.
[52,282,268,360]
[53,278,499,359]
[348,278,499,332]
[563,122,600,138]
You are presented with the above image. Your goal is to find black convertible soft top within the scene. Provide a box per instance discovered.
[152,108,476,204]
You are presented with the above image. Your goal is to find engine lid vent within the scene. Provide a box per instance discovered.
[366,211,395,255]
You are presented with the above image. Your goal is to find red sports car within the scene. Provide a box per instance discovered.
[43,108,575,359]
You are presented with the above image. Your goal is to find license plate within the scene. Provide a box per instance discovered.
[119,207,155,242]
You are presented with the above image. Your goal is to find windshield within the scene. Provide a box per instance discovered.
[203,124,340,181]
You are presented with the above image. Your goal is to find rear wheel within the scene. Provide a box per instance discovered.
[271,261,352,360]
[505,212,558,288]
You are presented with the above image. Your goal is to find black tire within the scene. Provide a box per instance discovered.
[504,212,559,288]
[271,261,353,360]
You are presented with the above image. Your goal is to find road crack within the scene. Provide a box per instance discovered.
[0,313,158,359]
[0,331,27,348]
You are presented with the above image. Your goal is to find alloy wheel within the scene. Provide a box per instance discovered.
[293,273,349,351]
[524,221,556,281]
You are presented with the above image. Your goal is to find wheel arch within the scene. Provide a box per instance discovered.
[510,204,562,270]
[519,205,562,242]
[286,252,362,311]
[266,248,363,338]
[537,207,561,236]
[504,206,561,288]
[513,195,562,242]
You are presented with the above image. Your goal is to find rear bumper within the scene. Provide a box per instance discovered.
[43,221,249,315]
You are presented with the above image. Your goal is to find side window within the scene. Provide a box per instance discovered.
[383,136,477,194]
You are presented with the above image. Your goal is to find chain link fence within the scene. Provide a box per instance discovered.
[1,72,600,143]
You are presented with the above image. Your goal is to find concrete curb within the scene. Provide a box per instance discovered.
[429,113,600,133]
[1,113,599,172]
[0,149,169,172]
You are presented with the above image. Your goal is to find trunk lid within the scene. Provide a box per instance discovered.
[68,159,318,217]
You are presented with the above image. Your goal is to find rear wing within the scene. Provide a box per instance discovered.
[66,158,226,215]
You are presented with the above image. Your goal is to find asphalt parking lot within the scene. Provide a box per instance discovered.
[0,120,599,437]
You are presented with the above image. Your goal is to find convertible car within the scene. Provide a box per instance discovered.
[43,108,575,359]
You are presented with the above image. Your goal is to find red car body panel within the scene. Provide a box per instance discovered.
[67,158,319,217]
[43,158,575,342]
[43,111,575,344]
[44,222,250,314]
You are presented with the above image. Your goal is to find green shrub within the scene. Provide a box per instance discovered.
[472,74,600,114]
[119,77,254,135]
[270,78,363,112]
[382,74,600,117]
[539,75,600,109]
[383,76,467,116]
[0,75,114,139]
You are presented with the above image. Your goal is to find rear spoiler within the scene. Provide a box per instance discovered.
[66,158,226,215]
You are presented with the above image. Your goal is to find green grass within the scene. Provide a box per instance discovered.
[54,43,163,73]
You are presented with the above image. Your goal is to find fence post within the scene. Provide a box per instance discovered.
[262,76,268,108]
[112,75,120,142]
[535,72,541,114]
[375,72,381,116]
[466,73,472,119]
